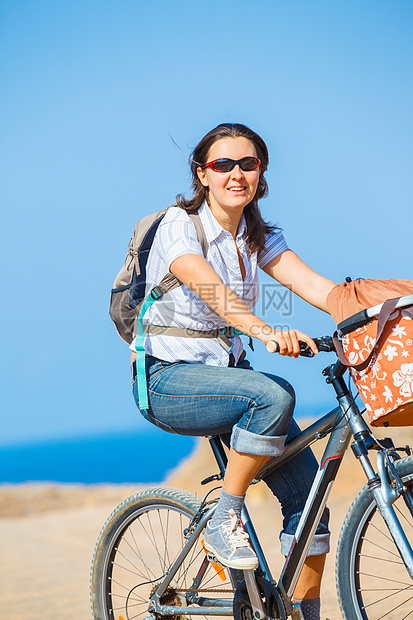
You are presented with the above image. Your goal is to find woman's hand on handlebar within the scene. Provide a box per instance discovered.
[264,329,318,358]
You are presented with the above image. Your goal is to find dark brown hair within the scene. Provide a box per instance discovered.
[176,123,278,253]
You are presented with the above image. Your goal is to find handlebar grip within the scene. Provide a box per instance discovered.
[267,335,335,356]
[266,340,280,354]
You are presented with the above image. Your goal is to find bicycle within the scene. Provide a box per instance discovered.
[90,335,413,620]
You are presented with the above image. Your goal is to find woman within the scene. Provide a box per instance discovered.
[131,123,336,620]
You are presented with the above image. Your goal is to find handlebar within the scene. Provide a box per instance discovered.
[266,335,336,356]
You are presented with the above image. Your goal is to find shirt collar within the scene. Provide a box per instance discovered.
[198,201,248,244]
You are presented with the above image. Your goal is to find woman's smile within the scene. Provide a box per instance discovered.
[228,185,247,193]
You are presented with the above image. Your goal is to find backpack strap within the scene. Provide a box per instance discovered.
[143,324,251,352]
[136,212,208,299]
[189,212,208,256]
[135,210,208,410]
[134,286,163,410]
[136,319,251,410]
[134,210,250,410]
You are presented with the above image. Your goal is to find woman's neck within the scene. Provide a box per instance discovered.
[208,201,243,239]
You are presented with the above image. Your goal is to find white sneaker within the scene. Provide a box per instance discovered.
[203,509,258,570]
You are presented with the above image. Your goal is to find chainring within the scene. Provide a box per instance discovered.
[233,575,287,620]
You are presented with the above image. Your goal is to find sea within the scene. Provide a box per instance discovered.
[0,427,198,484]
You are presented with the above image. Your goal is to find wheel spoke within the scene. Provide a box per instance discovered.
[362,584,413,609]
[376,593,413,619]
[159,508,171,568]
[113,544,153,580]
[129,525,158,579]
[91,491,236,620]
[111,560,152,579]
[336,459,413,619]
[358,572,413,588]
[362,535,407,559]
[366,519,398,545]
[395,502,413,530]
[359,552,404,565]
[144,510,169,573]
[112,599,148,609]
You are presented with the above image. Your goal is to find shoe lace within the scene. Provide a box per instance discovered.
[222,509,251,549]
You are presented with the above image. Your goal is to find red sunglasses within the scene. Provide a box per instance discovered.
[201,156,261,173]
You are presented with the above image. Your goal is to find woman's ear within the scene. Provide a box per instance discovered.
[197,166,209,187]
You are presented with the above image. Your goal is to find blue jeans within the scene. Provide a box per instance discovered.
[132,356,330,556]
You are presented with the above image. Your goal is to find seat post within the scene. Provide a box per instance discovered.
[208,436,228,478]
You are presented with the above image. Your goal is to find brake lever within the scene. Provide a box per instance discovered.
[299,342,315,357]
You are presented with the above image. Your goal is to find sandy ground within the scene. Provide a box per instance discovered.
[1,423,413,620]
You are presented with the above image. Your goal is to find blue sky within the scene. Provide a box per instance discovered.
[1,0,412,446]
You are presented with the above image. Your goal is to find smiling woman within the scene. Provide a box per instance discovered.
[176,123,272,253]
[196,137,261,231]
[128,123,336,620]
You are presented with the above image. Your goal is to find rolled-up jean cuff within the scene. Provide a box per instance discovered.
[280,532,331,557]
[230,427,287,456]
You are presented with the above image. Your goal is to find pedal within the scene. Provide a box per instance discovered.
[291,602,305,619]
[201,540,226,581]
[396,445,412,456]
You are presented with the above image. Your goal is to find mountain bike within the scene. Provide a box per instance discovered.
[90,335,413,620]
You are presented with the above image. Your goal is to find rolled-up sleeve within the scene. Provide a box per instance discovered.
[159,215,204,269]
[257,230,289,268]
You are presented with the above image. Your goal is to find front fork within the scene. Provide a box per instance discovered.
[324,361,413,579]
[330,369,413,578]
[359,448,413,578]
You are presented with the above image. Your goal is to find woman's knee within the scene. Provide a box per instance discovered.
[230,378,296,455]
[248,376,295,437]
[256,372,296,416]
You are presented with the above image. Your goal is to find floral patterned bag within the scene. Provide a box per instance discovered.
[328,281,413,427]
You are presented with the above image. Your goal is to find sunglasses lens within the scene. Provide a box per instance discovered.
[239,157,260,171]
[208,157,260,172]
[211,159,234,172]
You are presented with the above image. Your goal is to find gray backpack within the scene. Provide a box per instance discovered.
[109,206,207,345]
[110,205,248,410]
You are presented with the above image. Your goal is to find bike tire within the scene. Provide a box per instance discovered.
[90,486,236,620]
[336,454,413,620]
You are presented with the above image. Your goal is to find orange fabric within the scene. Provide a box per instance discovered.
[327,279,413,427]
[326,279,413,325]
[342,308,413,426]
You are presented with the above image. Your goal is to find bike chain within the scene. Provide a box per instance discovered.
[175,587,236,593]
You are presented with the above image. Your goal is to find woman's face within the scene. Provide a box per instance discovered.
[196,137,260,216]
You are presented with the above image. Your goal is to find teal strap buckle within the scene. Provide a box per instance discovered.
[151,286,163,300]
[220,327,254,351]
[135,289,163,410]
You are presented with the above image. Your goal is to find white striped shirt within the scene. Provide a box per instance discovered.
[130,202,288,366]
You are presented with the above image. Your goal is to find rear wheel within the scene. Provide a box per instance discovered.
[336,455,413,619]
[90,486,236,620]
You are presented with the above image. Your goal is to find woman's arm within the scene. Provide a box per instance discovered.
[262,249,336,313]
[169,253,318,357]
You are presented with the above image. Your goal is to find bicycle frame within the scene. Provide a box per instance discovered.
[149,357,413,619]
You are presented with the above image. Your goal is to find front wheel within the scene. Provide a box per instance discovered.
[336,455,413,620]
[90,486,236,620]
